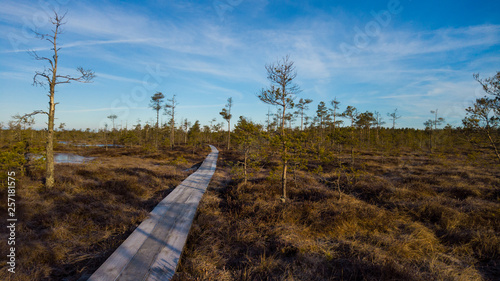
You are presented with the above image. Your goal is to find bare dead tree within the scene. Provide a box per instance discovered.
[258,55,300,202]
[29,11,94,189]
[387,108,401,129]
[219,97,233,150]
[164,94,178,148]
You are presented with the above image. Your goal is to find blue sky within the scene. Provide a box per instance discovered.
[1,0,499,130]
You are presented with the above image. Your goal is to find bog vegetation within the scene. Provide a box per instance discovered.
[0,11,499,281]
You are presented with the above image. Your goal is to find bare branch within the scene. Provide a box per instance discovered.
[31,28,49,40]
[76,67,96,82]
[54,69,95,84]
[28,50,54,69]
[29,110,49,117]
[33,70,51,87]
[12,110,49,126]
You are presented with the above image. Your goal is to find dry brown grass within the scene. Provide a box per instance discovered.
[0,145,209,280]
[175,150,499,281]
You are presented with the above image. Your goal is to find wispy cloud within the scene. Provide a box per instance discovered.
[58,107,147,113]
[0,71,33,81]
[371,24,500,57]
[3,38,154,53]
[178,104,225,109]
[95,73,144,84]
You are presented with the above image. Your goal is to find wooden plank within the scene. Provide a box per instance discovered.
[88,145,219,281]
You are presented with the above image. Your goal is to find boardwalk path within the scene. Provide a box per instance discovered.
[89,145,219,281]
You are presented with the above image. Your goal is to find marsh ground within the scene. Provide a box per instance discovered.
[0,143,498,280]
[174,149,499,281]
[0,144,209,280]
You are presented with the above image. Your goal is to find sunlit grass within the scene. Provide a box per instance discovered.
[175,149,498,281]
[0,145,208,280]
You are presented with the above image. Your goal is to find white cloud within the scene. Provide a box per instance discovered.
[95,73,144,84]
[371,24,500,57]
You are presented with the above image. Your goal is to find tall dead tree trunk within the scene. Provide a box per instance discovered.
[46,82,56,187]
[30,12,94,189]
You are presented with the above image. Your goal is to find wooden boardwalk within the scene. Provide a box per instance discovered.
[88,145,219,281]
